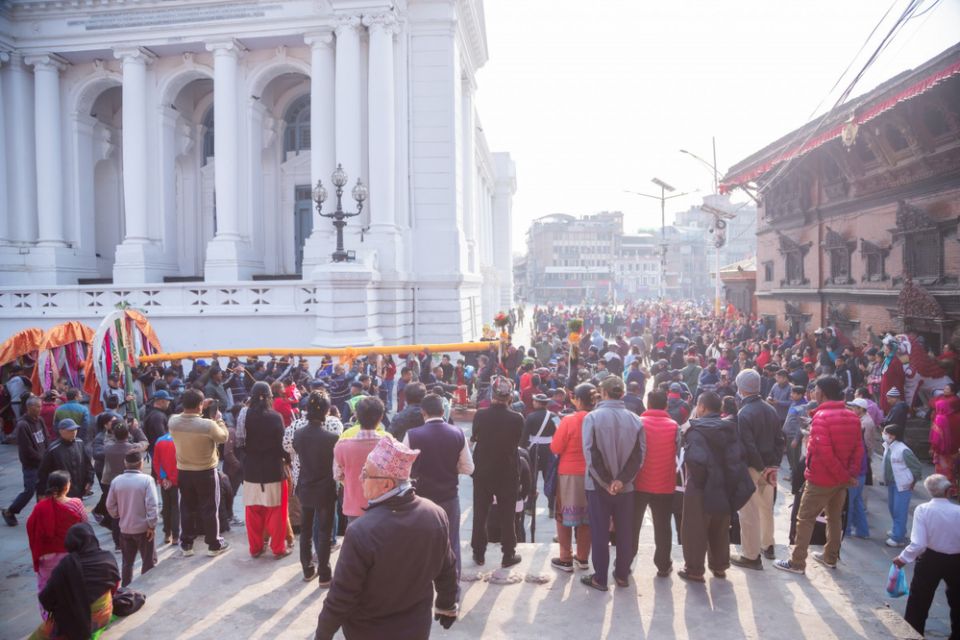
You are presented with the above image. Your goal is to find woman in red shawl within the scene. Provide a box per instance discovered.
[930,383,960,489]
[26,470,87,618]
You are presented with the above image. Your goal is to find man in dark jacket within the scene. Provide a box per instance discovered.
[679,392,754,582]
[293,392,340,585]
[519,394,559,518]
[3,397,47,526]
[36,418,94,499]
[733,369,786,569]
[470,377,524,568]
[389,382,426,441]
[142,390,172,454]
[405,393,474,580]
[622,382,646,417]
[316,437,458,640]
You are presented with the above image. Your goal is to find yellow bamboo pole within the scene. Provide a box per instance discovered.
[138,341,499,364]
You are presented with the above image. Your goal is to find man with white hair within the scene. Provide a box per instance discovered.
[892,474,960,639]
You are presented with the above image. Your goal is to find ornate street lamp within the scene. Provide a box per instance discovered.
[313,163,368,263]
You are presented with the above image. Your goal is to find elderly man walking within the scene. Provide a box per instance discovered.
[775,376,863,575]
[892,474,960,639]
[316,437,458,640]
[732,368,785,569]
[3,397,47,526]
[581,376,645,591]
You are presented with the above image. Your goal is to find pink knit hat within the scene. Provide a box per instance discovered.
[366,436,420,479]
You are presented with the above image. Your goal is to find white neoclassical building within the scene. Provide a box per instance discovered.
[0,0,515,350]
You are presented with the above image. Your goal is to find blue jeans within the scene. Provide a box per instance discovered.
[381,379,395,413]
[9,466,38,514]
[434,496,462,580]
[845,475,869,537]
[586,489,635,586]
[887,485,911,543]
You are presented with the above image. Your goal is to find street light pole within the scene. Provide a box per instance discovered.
[680,140,733,316]
[624,180,694,302]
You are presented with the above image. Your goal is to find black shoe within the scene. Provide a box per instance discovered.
[303,566,318,582]
[730,554,763,570]
[502,553,522,568]
[551,558,574,572]
[657,564,673,578]
[2,509,17,527]
[762,545,775,560]
[207,541,231,557]
[548,508,556,519]
[472,551,485,566]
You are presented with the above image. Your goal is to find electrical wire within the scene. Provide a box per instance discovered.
[753,0,924,196]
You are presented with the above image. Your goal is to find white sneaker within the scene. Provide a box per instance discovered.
[573,559,590,571]
[885,538,905,548]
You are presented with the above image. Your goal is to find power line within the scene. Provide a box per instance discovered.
[756,0,924,196]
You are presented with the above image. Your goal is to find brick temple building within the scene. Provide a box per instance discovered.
[721,44,960,351]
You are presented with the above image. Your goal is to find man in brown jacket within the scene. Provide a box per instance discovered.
[169,388,229,557]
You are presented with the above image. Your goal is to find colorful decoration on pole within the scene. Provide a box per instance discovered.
[84,307,162,419]
[31,322,95,393]
[493,311,511,367]
[567,318,583,363]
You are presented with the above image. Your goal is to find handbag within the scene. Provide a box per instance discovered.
[113,587,147,616]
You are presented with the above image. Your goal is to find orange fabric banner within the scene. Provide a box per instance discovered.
[0,328,45,367]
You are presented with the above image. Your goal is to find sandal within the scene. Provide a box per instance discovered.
[677,569,705,583]
[580,574,609,592]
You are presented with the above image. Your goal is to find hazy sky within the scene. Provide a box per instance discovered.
[474,0,960,252]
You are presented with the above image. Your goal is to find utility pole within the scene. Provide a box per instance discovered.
[624,180,693,301]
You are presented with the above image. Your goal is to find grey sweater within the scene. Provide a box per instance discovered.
[106,469,158,534]
[582,399,646,492]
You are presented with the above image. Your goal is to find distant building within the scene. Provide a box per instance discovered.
[523,212,622,304]
[512,254,527,302]
[616,234,660,300]
[721,44,960,350]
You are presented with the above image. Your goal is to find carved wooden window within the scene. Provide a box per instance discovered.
[904,229,941,280]
[763,261,774,282]
[823,227,855,285]
[884,123,909,153]
[786,253,804,285]
[860,239,889,282]
[829,248,850,281]
[778,233,810,287]
[921,106,949,138]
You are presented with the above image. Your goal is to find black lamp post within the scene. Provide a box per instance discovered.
[314,163,368,263]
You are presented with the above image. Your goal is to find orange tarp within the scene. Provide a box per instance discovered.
[31,322,96,393]
[0,327,45,367]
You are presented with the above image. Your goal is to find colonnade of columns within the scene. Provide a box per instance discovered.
[0,9,404,284]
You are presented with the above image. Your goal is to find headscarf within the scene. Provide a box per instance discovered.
[38,522,119,640]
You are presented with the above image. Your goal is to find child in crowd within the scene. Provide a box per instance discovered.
[881,424,922,547]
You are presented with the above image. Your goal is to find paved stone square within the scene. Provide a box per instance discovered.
[1,426,952,639]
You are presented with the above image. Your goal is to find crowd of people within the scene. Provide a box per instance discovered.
[1,299,959,639]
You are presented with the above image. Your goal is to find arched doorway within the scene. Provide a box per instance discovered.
[258,72,311,275]
[89,87,123,278]
[169,77,215,277]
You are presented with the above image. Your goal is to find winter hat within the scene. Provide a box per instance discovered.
[735,369,761,395]
[492,376,514,399]
[669,382,683,393]
[366,436,420,480]
[885,387,901,398]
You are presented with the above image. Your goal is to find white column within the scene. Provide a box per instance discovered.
[204,39,247,281]
[0,52,10,245]
[363,11,400,273]
[5,53,38,245]
[334,15,363,191]
[302,30,335,272]
[461,76,476,271]
[25,53,69,247]
[114,47,153,244]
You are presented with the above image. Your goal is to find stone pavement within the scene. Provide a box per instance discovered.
[0,417,952,639]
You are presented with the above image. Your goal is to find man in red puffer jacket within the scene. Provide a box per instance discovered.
[631,390,680,576]
[775,376,863,575]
